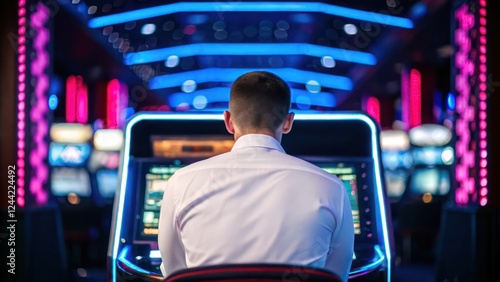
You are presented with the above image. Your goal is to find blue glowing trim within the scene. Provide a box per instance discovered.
[348,245,385,278]
[88,2,413,29]
[168,87,336,108]
[117,245,163,279]
[124,43,376,66]
[112,112,391,282]
[149,68,352,91]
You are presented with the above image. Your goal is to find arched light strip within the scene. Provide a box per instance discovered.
[89,2,413,29]
[167,87,336,108]
[125,43,377,66]
[110,112,391,282]
[149,68,352,91]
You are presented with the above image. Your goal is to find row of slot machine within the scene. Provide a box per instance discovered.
[381,124,453,203]
[48,123,122,268]
[380,124,454,262]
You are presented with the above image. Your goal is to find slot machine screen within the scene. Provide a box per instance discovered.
[385,170,407,198]
[410,167,450,195]
[96,170,119,198]
[49,143,91,166]
[138,165,183,238]
[412,147,443,165]
[321,166,361,235]
[51,167,91,196]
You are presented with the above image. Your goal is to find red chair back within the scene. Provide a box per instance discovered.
[164,264,342,282]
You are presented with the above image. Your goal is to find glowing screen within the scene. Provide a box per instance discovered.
[410,168,450,195]
[142,166,182,236]
[96,170,119,198]
[385,170,407,198]
[51,167,91,196]
[321,166,361,234]
[49,143,91,166]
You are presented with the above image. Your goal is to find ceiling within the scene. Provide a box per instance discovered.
[54,0,452,112]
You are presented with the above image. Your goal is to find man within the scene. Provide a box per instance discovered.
[158,71,354,281]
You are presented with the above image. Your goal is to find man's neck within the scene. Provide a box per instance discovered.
[234,130,282,143]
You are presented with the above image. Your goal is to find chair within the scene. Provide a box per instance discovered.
[164,264,343,282]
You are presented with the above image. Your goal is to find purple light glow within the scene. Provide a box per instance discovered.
[454,0,488,207]
[401,69,410,130]
[478,0,488,207]
[16,0,26,207]
[28,3,50,206]
[454,3,475,206]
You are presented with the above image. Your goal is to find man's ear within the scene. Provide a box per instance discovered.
[282,112,294,134]
[224,110,235,134]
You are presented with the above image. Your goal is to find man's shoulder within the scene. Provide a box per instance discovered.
[280,154,344,184]
[173,152,233,175]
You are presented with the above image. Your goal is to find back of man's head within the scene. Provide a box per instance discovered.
[229,71,291,132]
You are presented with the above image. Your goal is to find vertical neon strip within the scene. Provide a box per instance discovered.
[76,78,88,124]
[401,69,410,130]
[29,2,50,205]
[454,3,476,205]
[107,79,120,129]
[478,0,488,206]
[119,82,128,128]
[17,0,27,208]
[409,69,422,128]
[66,75,77,123]
[366,97,381,124]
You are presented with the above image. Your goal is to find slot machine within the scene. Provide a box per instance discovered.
[49,123,94,209]
[89,129,123,205]
[406,124,454,202]
[380,130,413,202]
[49,123,98,268]
[396,124,454,262]
[108,112,393,282]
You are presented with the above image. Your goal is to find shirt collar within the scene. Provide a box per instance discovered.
[231,134,285,153]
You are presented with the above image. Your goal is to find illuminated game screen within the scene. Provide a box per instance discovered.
[49,143,91,166]
[321,166,361,234]
[410,167,451,195]
[141,166,182,236]
[385,170,407,198]
[51,167,91,197]
[96,170,118,198]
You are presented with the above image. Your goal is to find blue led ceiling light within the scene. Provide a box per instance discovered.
[124,43,376,66]
[167,87,336,108]
[149,68,353,91]
[88,2,414,29]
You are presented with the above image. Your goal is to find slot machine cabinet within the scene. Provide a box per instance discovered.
[108,112,394,282]
[380,130,413,203]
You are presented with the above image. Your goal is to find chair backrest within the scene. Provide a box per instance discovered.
[164,264,343,282]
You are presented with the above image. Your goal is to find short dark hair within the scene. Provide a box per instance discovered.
[229,71,291,131]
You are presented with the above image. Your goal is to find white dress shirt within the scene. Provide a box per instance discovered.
[158,134,354,281]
